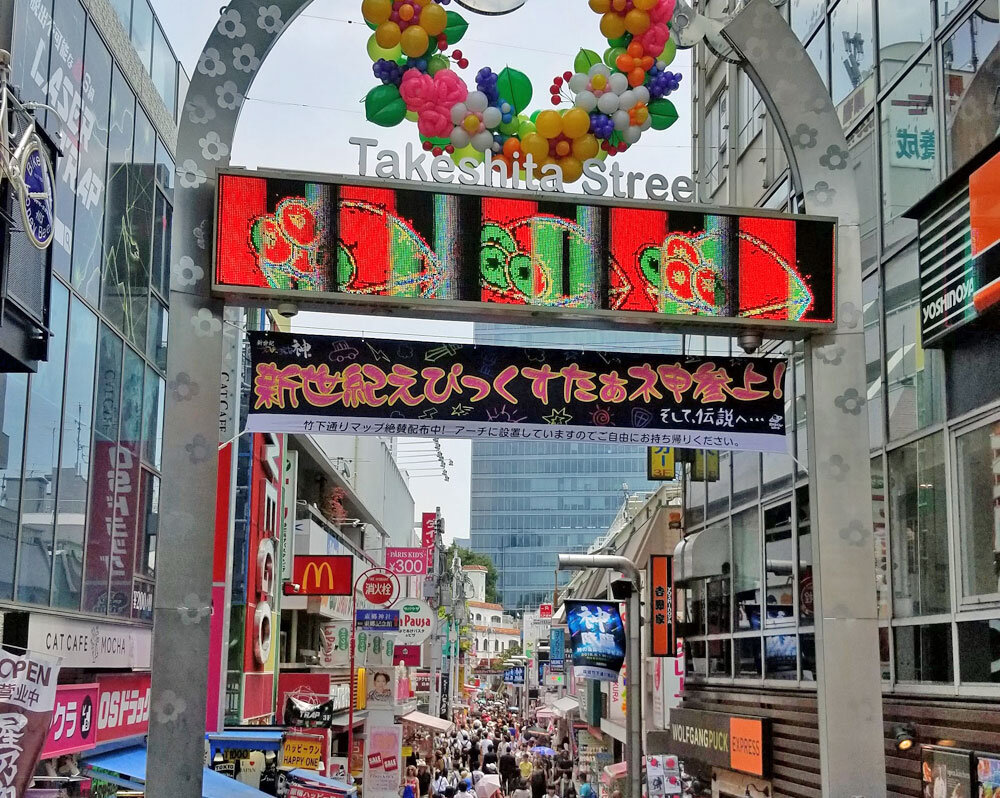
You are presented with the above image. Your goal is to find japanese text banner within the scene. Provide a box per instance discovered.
[565,601,626,682]
[248,333,788,453]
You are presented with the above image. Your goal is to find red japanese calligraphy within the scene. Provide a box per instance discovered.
[728,362,769,401]
[422,364,464,404]
[598,371,628,403]
[690,362,732,403]
[657,363,694,403]
[627,364,663,402]
[559,363,598,403]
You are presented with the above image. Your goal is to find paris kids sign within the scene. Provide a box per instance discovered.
[246,332,788,453]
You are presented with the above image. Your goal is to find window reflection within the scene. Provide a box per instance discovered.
[830,0,874,106]
[151,21,177,112]
[791,0,824,41]
[796,486,813,624]
[957,620,1000,683]
[863,272,883,449]
[735,636,762,678]
[733,507,761,631]
[806,24,829,88]
[708,639,730,677]
[888,433,949,618]
[848,117,878,270]
[764,502,795,629]
[942,0,1000,173]
[0,374,28,600]
[878,0,932,85]
[956,421,1000,598]
[895,623,953,682]
[130,0,153,71]
[765,634,797,680]
[872,456,889,620]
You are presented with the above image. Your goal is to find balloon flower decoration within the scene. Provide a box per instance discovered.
[361,0,682,183]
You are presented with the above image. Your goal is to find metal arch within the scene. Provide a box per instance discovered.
[148,2,317,796]
[722,2,885,796]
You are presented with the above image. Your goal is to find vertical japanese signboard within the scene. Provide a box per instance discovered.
[549,628,566,673]
[565,601,626,682]
[649,555,676,657]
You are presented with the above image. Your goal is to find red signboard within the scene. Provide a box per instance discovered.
[421,512,436,569]
[649,555,676,657]
[393,645,422,668]
[277,672,330,725]
[539,604,553,619]
[43,684,98,758]
[96,673,151,744]
[361,572,396,606]
[386,547,428,576]
[286,555,354,596]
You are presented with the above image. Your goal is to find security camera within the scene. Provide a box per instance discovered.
[737,329,762,354]
[274,302,298,319]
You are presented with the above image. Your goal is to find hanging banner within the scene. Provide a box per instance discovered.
[421,513,436,571]
[0,650,61,798]
[565,601,626,682]
[281,450,299,581]
[363,725,403,798]
[649,555,676,657]
[247,332,789,454]
[549,628,566,673]
[284,695,337,729]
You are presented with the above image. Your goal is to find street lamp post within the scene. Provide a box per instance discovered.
[556,554,642,798]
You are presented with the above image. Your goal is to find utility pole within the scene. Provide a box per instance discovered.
[428,507,445,718]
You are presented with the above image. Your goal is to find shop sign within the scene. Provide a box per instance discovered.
[357,609,400,631]
[95,673,151,744]
[282,450,299,581]
[539,604,553,619]
[386,547,429,576]
[421,513,437,570]
[361,571,399,606]
[549,628,566,673]
[414,672,431,692]
[283,733,325,771]
[286,555,354,596]
[364,725,403,798]
[922,747,973,798]
[318,621,352,668]
[28,615,152,669]
[667,708,769,778]
[248,333,790,455]
[0,650,61,798]
[647,447,676,481]
[649,555,676,657]
[565,601,626,682]
[397,600,435,645]
[42,683,97,758]
[503,666,525,685]
[216,173,836,338]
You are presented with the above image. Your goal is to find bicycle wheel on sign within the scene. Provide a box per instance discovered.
[18,132,55,250]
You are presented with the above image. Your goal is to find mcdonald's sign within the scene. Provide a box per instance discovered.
[285,555,353,596]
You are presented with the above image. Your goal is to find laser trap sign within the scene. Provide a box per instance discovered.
[213,171,836,336]
[247,332,788,453]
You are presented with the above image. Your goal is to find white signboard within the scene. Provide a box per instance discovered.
[396,600,435,646]
[28,615,152,669]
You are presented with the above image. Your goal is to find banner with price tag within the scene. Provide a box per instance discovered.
[385,547,428,576]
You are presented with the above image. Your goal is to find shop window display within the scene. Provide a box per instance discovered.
[707,639,730,677]
[735,636,762,678]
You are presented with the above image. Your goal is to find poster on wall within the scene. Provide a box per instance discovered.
[247,332,789,454]
[565,601,626,682]
[363,726,403,798]
[0,650,61,798]
[366,667,396,710]
[977,756,1000,797]
[920,747,972,798]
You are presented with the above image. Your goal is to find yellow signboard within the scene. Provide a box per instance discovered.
[647,447,676,481]
[283,735,324,771]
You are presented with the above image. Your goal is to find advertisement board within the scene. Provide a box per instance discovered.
[565,601,626,682]
[649,555,676,657]
[248,332,789,454]
[386,547,429,576]
[921,747,973,798]
[214,172,836,337]
[667,708,769,778]
[363,725,403,798]
[95,673,151,744]
[42,684,98,758]
[283,733,325,771]
[549,628,566,673]
[396,600,435,645]
[285,555,354,596]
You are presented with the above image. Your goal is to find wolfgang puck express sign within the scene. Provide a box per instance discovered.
[668,708,770,778]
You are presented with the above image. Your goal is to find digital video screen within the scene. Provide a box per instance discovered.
[214,173,836,327]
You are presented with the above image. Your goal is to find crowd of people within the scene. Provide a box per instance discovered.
[402,698,599,798]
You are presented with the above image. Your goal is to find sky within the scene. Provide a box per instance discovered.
[153,0,694,541]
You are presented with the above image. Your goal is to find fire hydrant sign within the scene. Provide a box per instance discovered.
[386,547,429,576]
[397,600,435,645]
[364,725,404,798]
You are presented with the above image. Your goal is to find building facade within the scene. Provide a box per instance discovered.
[0,0,185,784]
[470,324,681,609]
[671,0,1000,795]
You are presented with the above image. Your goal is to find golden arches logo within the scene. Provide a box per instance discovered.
[303,561,336,592]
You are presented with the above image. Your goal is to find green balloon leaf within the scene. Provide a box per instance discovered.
[574,48,602,74]
[444,11,469,45]
[365,84,407,128]
[648,98,679,131]
[497,67,533,115]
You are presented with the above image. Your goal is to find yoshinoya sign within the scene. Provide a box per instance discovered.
[247,332,789,454]
[667,707,770,778]
[27,615,152,669]
[214,171,836,337]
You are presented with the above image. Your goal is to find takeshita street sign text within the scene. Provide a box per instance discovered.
[213,169,837,337]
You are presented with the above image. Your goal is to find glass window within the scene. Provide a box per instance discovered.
[176,68,190,123]
[155,139,175,198]
[110,0,132,29]
[0,373,29,600]
[791,0,824,41]
[894,623,953,683]
[794,344,807,477]
[733,507,761,631]
[151,22,176,112]
[704,90,728,196]
[18,279,69,605]
[147,299,168,372]
[684,579,706,637]
[47,0,87,279]
[130,0,153,71]
[72,21,112,306]
[762,452,793,496]
[806,24,829,88]
[878,0,932,85]
[943,1,1000,173]
[685,640,706,677]
[848,116,878,270]
[884,247,944,439]
[880,54,938,248]
[955,420,1000,598]
[82,325,123,615]
[764,502,795,628]
[800,633,816,681]
[888,434,950,618]
[706,451,731,520]
[863,272,883,449]
[686,468,705,529]
[796,486,814,624]
[732,452,758,508]
[735,636,762,678]
[737,70,764,153]
[706,572,731,635]
[765,634,797,680]
[957,620,1000,683]
[52,300,98,609]
[872,456,889,620]
[708,639,730,677]
[830,0,874,106]
[102,67,135,332]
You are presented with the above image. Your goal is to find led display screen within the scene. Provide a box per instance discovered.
[214,172,836,332]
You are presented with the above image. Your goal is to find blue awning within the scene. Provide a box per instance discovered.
[287,768,357,796]
[206,729,284,758]
[83,745,270,797]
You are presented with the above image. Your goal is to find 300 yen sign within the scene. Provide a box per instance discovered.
[385,547,428,576]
